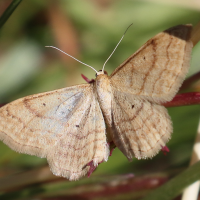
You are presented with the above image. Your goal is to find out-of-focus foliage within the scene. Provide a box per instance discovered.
[0,0,200,199]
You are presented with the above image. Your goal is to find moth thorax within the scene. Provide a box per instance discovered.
[96,74,112,126]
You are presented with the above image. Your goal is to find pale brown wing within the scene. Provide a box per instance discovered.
[0,84,109,180]
[47,91,109,180]
[110,24,193,103]
[110,90,172,160]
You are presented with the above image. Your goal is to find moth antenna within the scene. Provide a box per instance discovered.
[102,23,133,72]
[45,46,98,73]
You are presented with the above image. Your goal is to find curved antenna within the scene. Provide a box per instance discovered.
[45,46,98,73]
[102,23,133,72]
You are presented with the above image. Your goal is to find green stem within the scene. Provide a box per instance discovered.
[0,0,23,29]
[141,161,200,200]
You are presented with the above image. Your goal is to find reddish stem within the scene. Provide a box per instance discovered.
[163,92,200,107]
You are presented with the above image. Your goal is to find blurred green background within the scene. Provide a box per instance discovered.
[0,0,200,199]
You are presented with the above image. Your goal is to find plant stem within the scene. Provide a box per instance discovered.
[141,161,200,200]
[0,0,23,29]
[163,92,200,107]
[181,117,200,200]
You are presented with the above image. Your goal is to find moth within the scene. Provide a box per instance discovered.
[0,24,193,180]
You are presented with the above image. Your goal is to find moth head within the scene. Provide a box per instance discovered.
[95,70,108,77]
